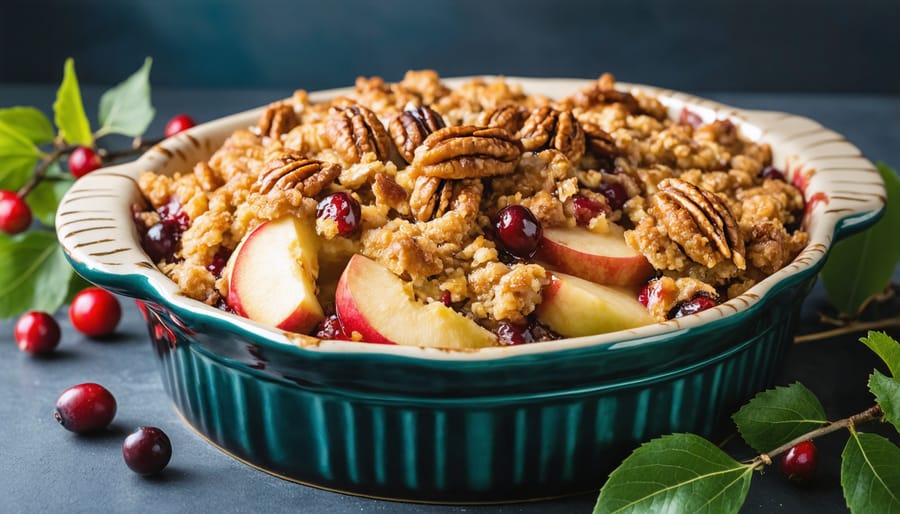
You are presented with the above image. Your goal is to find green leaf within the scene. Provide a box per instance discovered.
[53,58,92,146]
[0,231,74,317]
[594,433,753,514]
[24,167,73,226]
[0,121,41,190]
[732,382,828,453]
[870,371,900,434]
[841,431,900,513]
[65,272,93,304]
[821,163,900,315]
[861,331,900,378]
[0,107,54,145]
[97,58,155,137]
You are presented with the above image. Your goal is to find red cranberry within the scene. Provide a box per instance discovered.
[123,426,172,475]
[69,287,122,337]
[572,195,606,226]
[206,247,231,277]
[68,146,103,178]
[164,114,196,137]
[317,192,361,237]
[761,166,786,181]
[497,321,532,345]
[679,108,703,129]
[780,440,817,482]
[142,221,179,262]
[493,205,542,258]
[0,190,32,235]
[315,314,349,340]
[637,281,655,307]
[157,198,190,231]
[440,290,453,307]
[598,182,627,211]
[670,292,718,318]
[54,383,117,433]
[14,311,61,355]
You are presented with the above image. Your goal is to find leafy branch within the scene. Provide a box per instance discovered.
[594,331,900,514]
[0,57,159,317]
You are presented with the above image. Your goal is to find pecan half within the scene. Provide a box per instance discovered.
[257,103,298,139]
[409,177,483,222]
[258,152,341,197]
[568,73,641,112]
[516,107,585,162]
[652,178,746,269]
[373,172,409,215]
[325,105,392,164]
[581,121,619,159]
[413,126,522,179]
[478,105,527,136]
[388,106,446,163]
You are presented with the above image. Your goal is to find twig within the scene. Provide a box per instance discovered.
[749,404,883,468]
[97,136,162,162]
[17,145,73,197]
[794,319,900,344]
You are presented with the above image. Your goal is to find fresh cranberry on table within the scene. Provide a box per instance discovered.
[14,311,61,355]
[317,192,361,237]
[493,205,542,259]
[68,146,102,178]
[670,292,718,318]
[780,440,817,482]
[69,287,122,337]
[164,114,196,137]
[572,194,606,226]
[761,166,786,182]
[598,182,627,211]
[0,190,32,235]
[123,426,172,475]
[54,383,117,433]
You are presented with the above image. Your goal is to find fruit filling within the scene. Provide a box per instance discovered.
[134,71,808,348]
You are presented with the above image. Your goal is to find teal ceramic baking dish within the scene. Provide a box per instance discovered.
[56,78,884,503]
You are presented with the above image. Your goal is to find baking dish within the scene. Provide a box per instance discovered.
[57,77,884,502]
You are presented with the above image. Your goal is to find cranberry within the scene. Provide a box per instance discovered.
[440,290,453,307]
[317,192,361,237]
[142,221,179,262]
[493,205,542,258]
[0,190,32,235]
[598,182,627,211]
[164,114,196,137]
[69,287,122,337]
[780,440,817,482]
[157,198,190,231]
[206,247,231,277]
[14,311,61,355]
[68,146,103,178]
[637,281,655,307]
[572,195,606,226]
[315,314,348,340]
[679,108,703,129]
[54,383,117,433]
[761,166,786,182]
[670,292,718,319]
[123,426,172,475]
[497,321,532,345]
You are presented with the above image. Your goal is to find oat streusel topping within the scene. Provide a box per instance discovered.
[136,71,809,344]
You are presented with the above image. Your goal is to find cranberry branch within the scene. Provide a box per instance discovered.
[750,404,884,469]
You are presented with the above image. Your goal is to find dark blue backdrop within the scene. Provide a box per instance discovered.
[1,0,898,92]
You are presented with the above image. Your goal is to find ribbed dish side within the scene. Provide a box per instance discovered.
[146,304,797,503]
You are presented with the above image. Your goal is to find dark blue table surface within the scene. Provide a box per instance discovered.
[1,85,898,513]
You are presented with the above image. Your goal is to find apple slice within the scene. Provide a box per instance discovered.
[535,224,653,287]
[335,254,495,349]
[227,216,324,333]
[535,271,653,337]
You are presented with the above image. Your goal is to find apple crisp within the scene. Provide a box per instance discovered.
[135,71,808,346]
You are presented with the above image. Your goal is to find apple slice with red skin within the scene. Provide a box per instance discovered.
[335,254,496,349]
[227,216,324,333]
[535,224,654,287]
[535,271,654,337]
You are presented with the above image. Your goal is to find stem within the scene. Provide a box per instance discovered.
[97,136,162,162]
[17,145,72,198]
[750,404,884,469]
[794,318,900,344]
